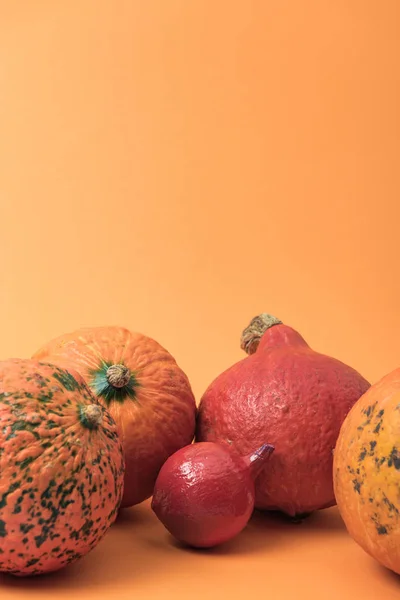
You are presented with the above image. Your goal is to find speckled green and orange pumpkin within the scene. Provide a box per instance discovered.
[0,359,125,577]
[334,367,400,575]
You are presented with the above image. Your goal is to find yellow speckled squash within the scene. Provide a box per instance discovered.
[0,359,124,577]
[334,367,400,574]
[33,326,197,507]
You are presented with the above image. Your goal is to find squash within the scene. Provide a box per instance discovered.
[33,326,197,507]
[196,313,370,517]
[0,359,124,577]
[152,442,274,548]
[334,367,400,575]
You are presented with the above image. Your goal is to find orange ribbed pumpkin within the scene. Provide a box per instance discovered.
[334,367,400,575]
[0,359,124,576]
[33,326,197,508]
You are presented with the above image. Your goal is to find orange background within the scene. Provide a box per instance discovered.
[1,1,400,599]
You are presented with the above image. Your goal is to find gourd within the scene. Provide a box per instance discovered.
[0,359,124,576]
[152,441,274,548]
[334,367,400,575]
[33,326,197,507]
[196,313,370,517]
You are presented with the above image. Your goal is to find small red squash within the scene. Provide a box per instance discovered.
[33,326,197,507]
[196,313,370,518]
[152,441,274,548]
[0,359,124,577]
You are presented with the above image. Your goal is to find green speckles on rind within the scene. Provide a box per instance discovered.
[41,480,57,500]
[52,369,81,392]
[376,524,388,535]
[12,496,24,514]
[7,420,40,441]
[358,448,367,462]
[370,511,390,535]
[0,482,21,509]
[0,520,7,537]
[0,359,125,576]
[37,391,53,403]
[373,421,382,434]
[373,456,386,472]
[371,408,385,435]
[17,456,35,470]
[357,402,378,431]
[31,374,47,388]
[89,361,140,405]
[387,447,400,470]
[363,405,374,418]
[69,518,94,541]
[25,558,40,567]
[352,478,363,494]
[382,493,400,515]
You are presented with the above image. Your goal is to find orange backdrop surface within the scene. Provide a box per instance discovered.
[1,1,400,599]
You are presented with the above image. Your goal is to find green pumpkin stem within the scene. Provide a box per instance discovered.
[90,361,139,405]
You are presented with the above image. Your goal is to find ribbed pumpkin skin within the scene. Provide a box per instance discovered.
[33,326,197,507]
[0,359,125,577]
[334,368,400,575]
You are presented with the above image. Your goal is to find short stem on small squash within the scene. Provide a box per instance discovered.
[80,404,103,429]
[240,313,282,355]
[243,443,275,479]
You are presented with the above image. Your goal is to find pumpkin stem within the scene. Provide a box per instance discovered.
[242,443,275,479]
[90,362,139,405]
[240,313,282,355]
[80,404,103,429]
[106,364,131,388]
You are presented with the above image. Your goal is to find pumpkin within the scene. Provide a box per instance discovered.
[0,359,124,577]
[33,326,197,507]
[152,442,274,548]
[333,367,400,575]
[196,313,370,518]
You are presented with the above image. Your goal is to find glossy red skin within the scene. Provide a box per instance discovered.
[196,325,370,517]
[151,442,256,548]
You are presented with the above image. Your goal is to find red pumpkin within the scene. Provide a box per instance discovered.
[152,441,274,548]
[196,313,370,518]
[0,359,124,577]
[33,326,197,507]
